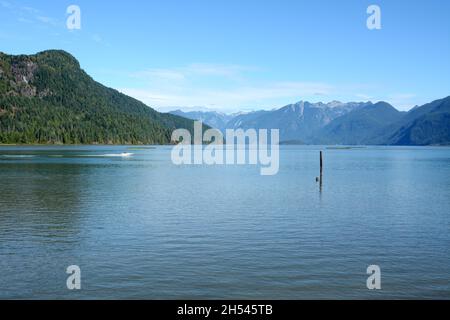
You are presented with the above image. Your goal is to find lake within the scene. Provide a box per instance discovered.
[0,145,449,299]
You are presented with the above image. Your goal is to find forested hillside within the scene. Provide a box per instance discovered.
[0,50,196,144]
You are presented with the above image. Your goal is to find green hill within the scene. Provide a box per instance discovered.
[0,50,198,144]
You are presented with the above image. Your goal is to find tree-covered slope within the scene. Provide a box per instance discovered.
[0,50,196,144]
[383,96,450,146]
[315,102,404,145]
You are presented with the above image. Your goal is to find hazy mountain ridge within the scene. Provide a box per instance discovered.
[234,101,370,142]
[170,110,235,133]
[171,97,450,145]
[171,101,369,142]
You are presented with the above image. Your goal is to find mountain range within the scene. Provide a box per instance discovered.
[171,98,450,146]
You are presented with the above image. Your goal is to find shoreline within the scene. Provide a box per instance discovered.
[1,143,450,148]
[0,144,173,147]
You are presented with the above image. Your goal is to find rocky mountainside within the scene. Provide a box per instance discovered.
[171,98,450,145]
[172,101,370,142]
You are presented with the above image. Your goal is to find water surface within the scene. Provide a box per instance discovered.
[0,146,449,299]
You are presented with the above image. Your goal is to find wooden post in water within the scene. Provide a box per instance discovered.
[320,151,323,174]
[319,151,323,191]
[316,151,324,191]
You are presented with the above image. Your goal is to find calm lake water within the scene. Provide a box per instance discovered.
[0,146,449,299]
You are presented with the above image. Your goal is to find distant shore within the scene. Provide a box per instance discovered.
[0,143,172,147]
[1,143,450,147]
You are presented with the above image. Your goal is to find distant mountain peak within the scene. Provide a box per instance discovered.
[35,50,81,68]
[167,96,449,146]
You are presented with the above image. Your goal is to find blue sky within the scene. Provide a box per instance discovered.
[1,0,449,112]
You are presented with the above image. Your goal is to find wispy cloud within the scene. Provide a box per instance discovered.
[132,68,186,82]
[120,81,333,112]
[1,2,62,28]
[17,17,33,23]
[108,63,423,112]
[354,93,373,101]
[3,2,105,45]
[385,93,417,110]
[352,92,418,110]
[120,63,345,111]
[186,63,260,78]
[20,6,40,14]
[35,15,60,26]
[131,63,261,84]
[0,0,11,8]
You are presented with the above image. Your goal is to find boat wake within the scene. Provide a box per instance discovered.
[100,153,134,158]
